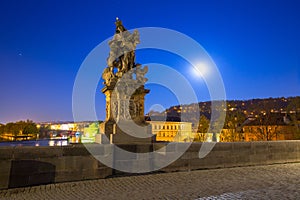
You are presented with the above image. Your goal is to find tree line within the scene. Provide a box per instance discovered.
[0,120,39,136]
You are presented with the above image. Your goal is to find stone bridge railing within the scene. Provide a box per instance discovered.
[1,140,300,189]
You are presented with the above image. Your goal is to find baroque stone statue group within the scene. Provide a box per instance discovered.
[99,18,153,144]
[102,18,148,87]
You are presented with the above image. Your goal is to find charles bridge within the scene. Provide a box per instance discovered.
[0,140,300,190]
[1,19,299,199]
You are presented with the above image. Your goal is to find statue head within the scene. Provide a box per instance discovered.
[115,17,127,33]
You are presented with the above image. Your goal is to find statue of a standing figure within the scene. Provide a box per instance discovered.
[105,17,140,81]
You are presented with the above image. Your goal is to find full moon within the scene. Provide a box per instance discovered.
[192,62,209,78]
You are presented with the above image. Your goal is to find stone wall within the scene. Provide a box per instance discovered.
[1,141,300,189]
[157,140,300,172]
[0,145,112,189]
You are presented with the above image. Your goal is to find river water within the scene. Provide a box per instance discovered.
[0,139,69,147]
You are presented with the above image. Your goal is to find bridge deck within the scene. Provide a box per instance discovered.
[1,163,299,199]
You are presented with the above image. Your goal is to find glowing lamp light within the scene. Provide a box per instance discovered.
[49,140,55,146]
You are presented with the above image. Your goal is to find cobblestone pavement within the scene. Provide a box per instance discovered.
[1,163,300,200]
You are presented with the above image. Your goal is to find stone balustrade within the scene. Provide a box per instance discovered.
[0,140,300,189]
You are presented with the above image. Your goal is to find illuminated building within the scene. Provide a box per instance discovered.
[147,120,193,142]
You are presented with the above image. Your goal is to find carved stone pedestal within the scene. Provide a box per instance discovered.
[98,84,153,144]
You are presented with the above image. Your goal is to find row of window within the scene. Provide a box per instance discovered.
[156,132,177,137]
[153,124,185,130]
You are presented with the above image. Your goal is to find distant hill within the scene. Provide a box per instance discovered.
[146,96,300,126]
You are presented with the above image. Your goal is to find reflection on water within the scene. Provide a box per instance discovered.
[48,140,68,146]
[0,139,69,147]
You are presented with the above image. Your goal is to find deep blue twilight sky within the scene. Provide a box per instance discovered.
[0,0,299,123]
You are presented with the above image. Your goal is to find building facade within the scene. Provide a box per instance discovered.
[147,121,193,142]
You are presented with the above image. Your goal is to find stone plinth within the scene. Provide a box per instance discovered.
[99,84,153,144]
[100,121,153,144]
